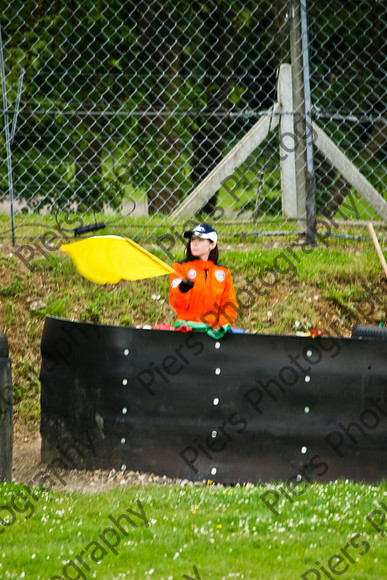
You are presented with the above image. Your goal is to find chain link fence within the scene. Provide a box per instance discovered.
[0,0,386,245]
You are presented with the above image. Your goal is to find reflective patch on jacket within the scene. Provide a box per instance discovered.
[215,270,225,282]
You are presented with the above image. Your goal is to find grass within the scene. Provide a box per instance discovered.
[1,481,387,579]
[1,200,386,250]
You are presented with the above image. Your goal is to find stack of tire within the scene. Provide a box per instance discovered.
[351,325,387,340]
[0,333,12,482]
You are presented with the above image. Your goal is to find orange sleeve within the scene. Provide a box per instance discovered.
[217,270,238,327]
[169,262,192,315]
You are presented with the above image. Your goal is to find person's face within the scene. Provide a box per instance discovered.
[190,235,215,260]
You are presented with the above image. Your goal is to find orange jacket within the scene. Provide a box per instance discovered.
[169,258,238,328]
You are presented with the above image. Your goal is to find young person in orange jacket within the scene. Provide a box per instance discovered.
[169,224,238,336]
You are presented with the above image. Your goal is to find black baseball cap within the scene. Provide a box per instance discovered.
[183,223,218,244]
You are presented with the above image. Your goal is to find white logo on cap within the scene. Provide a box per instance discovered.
[215,270,225,282]
[188,269,197,279]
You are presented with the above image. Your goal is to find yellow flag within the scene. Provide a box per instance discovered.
[60,235,175,284]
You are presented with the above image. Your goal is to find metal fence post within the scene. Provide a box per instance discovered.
[300,0,316,244]
[290,0,307,235]
[0,27,16,247]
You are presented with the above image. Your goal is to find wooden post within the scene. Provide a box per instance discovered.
[170,104,280,220]
[278,64,298,218]
[368,223,387,278]
[313,122,387,221]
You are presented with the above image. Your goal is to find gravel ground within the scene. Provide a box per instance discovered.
[12,430,208,492]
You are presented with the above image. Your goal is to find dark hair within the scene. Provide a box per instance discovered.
[186,241,219,264]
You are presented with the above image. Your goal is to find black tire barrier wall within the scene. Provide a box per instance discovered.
[40,316,387,484]
[0,333,13,482]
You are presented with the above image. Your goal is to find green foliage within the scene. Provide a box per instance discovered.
[1,0,385,217]
[4,300,16,327]
[13,361,40,405]
[0,274,23,296]
[0,0,387,215]
[41,297,69,318]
